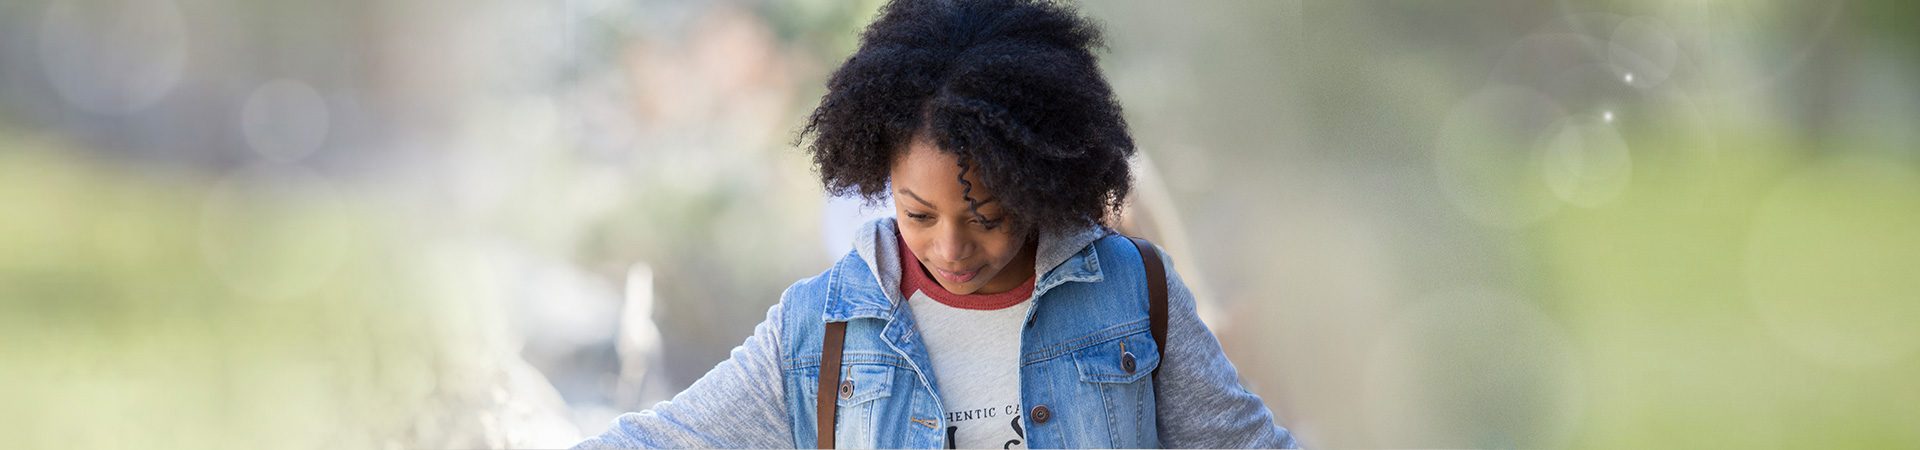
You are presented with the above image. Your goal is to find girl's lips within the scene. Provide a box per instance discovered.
[934,266,978,283]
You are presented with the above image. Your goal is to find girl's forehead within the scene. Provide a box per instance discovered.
[891,143,1003,209]
[893,142,974,186]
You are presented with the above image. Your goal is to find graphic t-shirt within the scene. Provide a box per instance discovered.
[898,233,1037,449]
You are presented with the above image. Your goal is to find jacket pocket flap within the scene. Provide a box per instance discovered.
[834,363,895,406]
[1072,331,1161,384]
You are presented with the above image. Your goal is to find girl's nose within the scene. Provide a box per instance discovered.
[933,224,972,263]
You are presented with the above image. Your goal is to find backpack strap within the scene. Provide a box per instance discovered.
[1126,236,1169,385]
[816,321,847,449]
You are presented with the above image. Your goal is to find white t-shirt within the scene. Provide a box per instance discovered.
[899,235,1037,449]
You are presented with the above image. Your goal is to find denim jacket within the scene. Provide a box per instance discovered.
[575,218,1299,448]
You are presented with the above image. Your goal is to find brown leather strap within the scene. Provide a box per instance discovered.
[816,321,847,449]
[1126,236,1169,385]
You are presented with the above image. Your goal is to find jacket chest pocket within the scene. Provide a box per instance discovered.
[815,363,896,449]
[1069,330,1161,447]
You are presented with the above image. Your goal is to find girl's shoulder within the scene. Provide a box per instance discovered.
[772,248,886,357]
[779,247,881,311]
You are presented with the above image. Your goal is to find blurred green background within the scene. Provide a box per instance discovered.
[2,0,1917,448]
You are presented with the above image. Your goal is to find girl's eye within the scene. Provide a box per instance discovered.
[906,212,934,221]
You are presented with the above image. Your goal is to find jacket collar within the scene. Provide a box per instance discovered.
[823,217,1110,322]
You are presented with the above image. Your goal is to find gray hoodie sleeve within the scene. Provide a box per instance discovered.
[572,302,793,449]
[1150,247,1302,449]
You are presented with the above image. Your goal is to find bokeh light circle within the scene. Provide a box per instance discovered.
[241,80,331,162]
[1608,17,1681,89]
[37,0,189,114]
[1540,116,1632,208]
[1433,85,1567,228]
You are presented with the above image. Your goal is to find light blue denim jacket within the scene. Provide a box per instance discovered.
[575,218,1299,448]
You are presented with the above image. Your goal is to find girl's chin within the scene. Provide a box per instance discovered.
[937,280,980,295]
[938,273,1012,295]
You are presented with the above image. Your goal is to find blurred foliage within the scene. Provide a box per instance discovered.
[3,0,1919,449]
[1531,130,1920,448]
[0,132,575,448]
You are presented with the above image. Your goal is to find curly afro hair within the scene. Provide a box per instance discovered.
[799,0,1136,233]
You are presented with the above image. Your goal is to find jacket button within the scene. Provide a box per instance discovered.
[1030,405,1051,424]
[1121,351,1137,374]
[838,380,854,400]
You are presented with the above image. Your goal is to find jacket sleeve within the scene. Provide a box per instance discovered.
[1151,247,1302,449]
[573,302,793,449]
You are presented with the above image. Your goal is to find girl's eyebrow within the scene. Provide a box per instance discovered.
[898,188,937,209]
[896,188,999,209]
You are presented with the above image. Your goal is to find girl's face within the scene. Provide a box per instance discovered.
[890,136,1037,295]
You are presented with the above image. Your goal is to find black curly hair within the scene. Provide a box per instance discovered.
[799,0,1136,234]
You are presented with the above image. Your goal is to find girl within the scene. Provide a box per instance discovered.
[577,0,1298,447]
